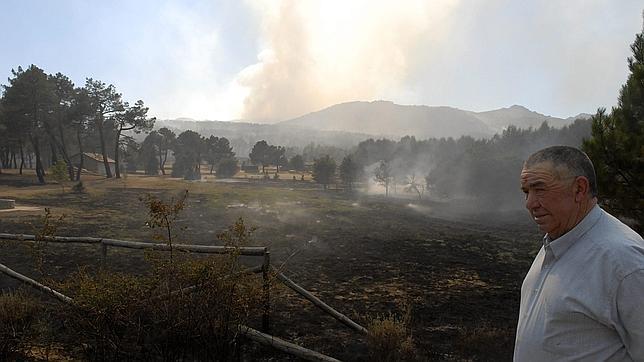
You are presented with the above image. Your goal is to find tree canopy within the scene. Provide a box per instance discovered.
[583,22,644,228]
[339,155,362,191]
[172,130,203,180]
[0,65,155,183]
[312,155,336,190]
[248,140,285,173]
[204,135,235,174]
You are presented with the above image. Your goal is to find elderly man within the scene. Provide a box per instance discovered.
[514,146,644,361]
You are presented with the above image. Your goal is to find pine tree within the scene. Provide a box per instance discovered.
[339,155,361,191]
[582,18,644,228]
[50,160,68,193]
[312,155,336,190]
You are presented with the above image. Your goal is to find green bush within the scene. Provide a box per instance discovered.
[50,160,69,192]
[216,158,239,178]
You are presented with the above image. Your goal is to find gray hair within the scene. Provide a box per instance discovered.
[524,146,598,197]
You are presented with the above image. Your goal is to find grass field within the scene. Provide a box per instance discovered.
[0,170,542,361]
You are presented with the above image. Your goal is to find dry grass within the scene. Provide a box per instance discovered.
[366,304,417,361]
[453,322,515,361]
[0,290,41,360]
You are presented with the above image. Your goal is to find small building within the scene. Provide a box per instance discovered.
[71,152,116,176]
[241,161,259,173]
[304,161,315,172]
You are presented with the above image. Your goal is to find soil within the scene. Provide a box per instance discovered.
[0,171,542,361]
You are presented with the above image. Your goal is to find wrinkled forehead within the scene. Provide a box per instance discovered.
[520,161,570,185]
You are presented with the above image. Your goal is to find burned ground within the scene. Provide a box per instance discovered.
[0,172,541,361]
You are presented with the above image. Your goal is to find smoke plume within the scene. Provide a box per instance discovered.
[235,0,460,122]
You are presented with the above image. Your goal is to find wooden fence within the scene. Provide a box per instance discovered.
[0,233,368,361]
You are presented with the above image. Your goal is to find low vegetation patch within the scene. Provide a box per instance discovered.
[0,290,41,360]
[367,304,416,361]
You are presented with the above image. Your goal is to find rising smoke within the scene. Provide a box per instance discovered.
[235,0,459,122]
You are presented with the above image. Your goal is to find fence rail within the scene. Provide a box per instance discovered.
[0,233,267,255]
[273,266,368,334]
[0,232,272,331]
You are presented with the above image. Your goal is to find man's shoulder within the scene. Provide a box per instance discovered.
[593,208,642,243]
[585,208,644,279]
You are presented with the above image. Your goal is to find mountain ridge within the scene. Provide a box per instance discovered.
[279,100,587,138]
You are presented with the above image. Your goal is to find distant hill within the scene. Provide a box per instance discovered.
[565,113,593,122]
[280,101,490,139]
[157,101,592,155]
[280,101,587,138]
[470,105,571,133]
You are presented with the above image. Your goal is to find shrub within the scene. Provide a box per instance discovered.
[72,181,86,193]
[55,269,150,360]
[51,195,264,360]
[50,160,69,192]
[367,305,416,362]
[55,254,263,361]
[0,290,41,360]
[453,323,515,360]
[184,167,201,180]
[144,151,159,175]
[216,158,239,178]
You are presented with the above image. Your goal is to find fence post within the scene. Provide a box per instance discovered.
[262,250,271,333]
[101,242,107,267]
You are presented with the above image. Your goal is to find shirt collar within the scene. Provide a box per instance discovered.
[542,204,603,260]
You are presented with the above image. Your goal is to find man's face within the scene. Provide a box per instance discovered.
[520,161,579,239]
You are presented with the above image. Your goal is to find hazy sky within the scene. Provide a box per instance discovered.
[1,1,642,122]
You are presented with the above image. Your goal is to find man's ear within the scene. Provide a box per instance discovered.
[574,176,590,202]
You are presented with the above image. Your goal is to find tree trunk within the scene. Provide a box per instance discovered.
[28,153,33,169]
[114,129,121,179]
[158,148,165,175]
[31,135,45,184]
[57,122,74,181]
[97,121,113,178]
[50,141,58,166]
[19,142,25,175]
[162,149,168,175]
[75,127,84,181]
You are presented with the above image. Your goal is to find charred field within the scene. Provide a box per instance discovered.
[0,171,541,361]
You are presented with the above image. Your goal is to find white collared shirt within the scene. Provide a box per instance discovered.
[514,205,644,361]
